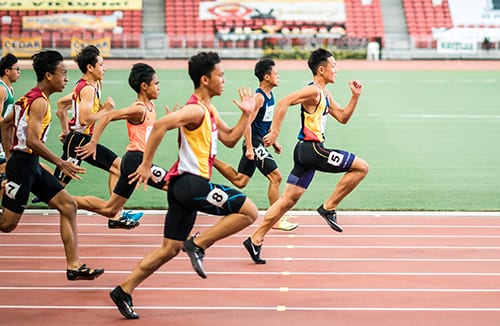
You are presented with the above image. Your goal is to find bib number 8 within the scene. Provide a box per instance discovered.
[206,188,228,208]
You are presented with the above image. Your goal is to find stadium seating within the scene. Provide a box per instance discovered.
[402,0,453,47]
[344,0,385,40]
[163,0,383,49]
[165,0,215,48]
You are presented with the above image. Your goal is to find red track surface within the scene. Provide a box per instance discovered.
[1,211,500,325]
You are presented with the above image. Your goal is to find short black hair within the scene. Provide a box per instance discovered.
[307,48,333,75]
[32,50,63,82]
[75,45,100,73]
[254,58,275,82]
[128,63,156,93]
[188,51,221,88]
[0,53,18,77]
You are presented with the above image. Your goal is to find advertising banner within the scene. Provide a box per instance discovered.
[23,14,118,31]
[2,36,42,58]
[199,0,346,22]
[0,0,142,11]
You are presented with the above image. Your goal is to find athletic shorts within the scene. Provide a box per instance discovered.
[114,151,167,199]
[237,136,278,177]
[287,140,356,189]
[163,173,247,241]
[2,151,64,213]
[54,131,118,184]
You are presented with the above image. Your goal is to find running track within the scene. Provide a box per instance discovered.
[1,210,500,326]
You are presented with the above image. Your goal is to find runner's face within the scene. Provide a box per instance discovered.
[90,56,105,81]
[146,74,160,100]
[322,57,337,84]
[7,64,21,83]
[51,62,68,92]
[266,65,280,87]
[207,63,225,96]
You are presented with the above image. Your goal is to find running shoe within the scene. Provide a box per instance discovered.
[108,217,139,229]
[317,204,343,232]
[66,263,104,281]
[122,210,144,222]
[182,235,207,279]
[243,237,266,264]
[272,215,299,231]
[110,286,139,319]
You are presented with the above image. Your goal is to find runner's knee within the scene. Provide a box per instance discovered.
[239,198,259,224]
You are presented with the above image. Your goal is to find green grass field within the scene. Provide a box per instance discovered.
[14,65,500,211]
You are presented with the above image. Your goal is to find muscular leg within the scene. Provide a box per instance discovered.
[251,183,305,245]
[265,168,282,205]
[108,157,121,193]
[105,157,140,222]
[0,208,23,233]
[74,192,127,219]
[194,198,258,250]
[213,158,250,189]
[120,238,182,294]
[323,157,369,210]
[47,189,81,270]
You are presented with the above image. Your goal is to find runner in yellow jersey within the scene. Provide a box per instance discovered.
[109,51,259,319]
[51,45,143,228]
[0,50,104,281]
[243,48,370,264]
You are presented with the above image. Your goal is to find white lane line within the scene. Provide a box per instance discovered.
[0,270,499,276]
[13,223,500,228]
[2,244,500,250]
[5,232,500,238]
[0,305,499,312]
[22,209,500,217]
[1,286,500,292]
[2,256,500,262]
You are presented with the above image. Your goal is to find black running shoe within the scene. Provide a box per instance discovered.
[317,204,343,232]
[182,236,207,279]
[66,264,105,281]
[109,286,139,319]
[108,217,139,229]
[243,237,266,264]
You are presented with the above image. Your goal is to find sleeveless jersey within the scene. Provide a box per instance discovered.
[12,87,52,154]
[68,79,101,135]
[167,94,219,181]
[251,88,274,138]
[126,101,157,153]
[0,79,14,118]
[297,84,329,143]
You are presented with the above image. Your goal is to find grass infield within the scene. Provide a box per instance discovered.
[13,65,500,211]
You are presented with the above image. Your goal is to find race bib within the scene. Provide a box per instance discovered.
[150,165,167,183]
[327,151,344,167]
[206,187,228,208]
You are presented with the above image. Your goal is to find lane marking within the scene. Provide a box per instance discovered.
[0,305,499,312]
[1,270,500,276]
[2,244,500,250]
[1,286,500,292]
[3,256,500,262]
[21,209,500,217]
[5,233,500,238]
